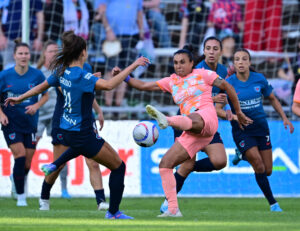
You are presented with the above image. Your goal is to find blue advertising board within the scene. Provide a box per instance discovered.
[141,120,300,197]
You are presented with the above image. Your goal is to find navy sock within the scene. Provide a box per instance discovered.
[13,157,26,194]
[41,180,53,200]
[193,158,216,172]
[255,172,276,205]
[24,169,30,176]
[95,189,106,205]
[52,148,79,168]
[108,161,125,214]
[174,172,186,193]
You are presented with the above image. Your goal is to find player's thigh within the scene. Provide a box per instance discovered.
[91,141,122,171]
[204,143,227,169]
[260,149,273,176]
[53,144,69,160]
[245,146,265,173]
[9,142,26,158]
[177,155,196,177]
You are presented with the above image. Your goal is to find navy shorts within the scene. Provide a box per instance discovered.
[209,131,223,144]
[234,133,272,154]
[3,129,37,149]
[62,129,105,158]
[51,128,67,146]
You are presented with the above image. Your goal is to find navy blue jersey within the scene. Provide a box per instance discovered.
[226,71,273,136]
[196,60,227,95]
[48,66,98,131]
[83,63,93,73]
[0,66,46,133]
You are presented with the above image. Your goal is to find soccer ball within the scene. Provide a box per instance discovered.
[133,121,159,147]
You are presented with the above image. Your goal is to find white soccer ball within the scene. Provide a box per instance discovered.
[133,121,159,147]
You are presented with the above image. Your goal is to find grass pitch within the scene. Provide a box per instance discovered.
[0,197,299,231]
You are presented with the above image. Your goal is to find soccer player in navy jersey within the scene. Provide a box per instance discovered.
[219,48,294,212]
[160,37,237,213]
[6,31,149,219]
[0,41,48,206]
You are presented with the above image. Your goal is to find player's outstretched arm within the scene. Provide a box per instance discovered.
[5,80,50,106]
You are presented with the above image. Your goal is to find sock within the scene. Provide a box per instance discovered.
[95,189,106,205]
[159,168,178,214]
[41,180,53,200]
[255,172,276,205]
[108,161,125,215]
[193,158,216,172]
[24,169,30,176]
[13,157,26,194]
[60,165,68,191]
[174,172,186,193]
[166,115,193,131]
[52,148,79,168]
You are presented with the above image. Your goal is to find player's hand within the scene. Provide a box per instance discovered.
[112,67,121,76]
[213,93,227,103]
[93,72,102,78]
[236,111,253,130]
[98,112,104,131]
[283,118,294,134]
[25,104,38,115]
[5,97,23,106]
[134,56,150,67]
[225,109,233,121]
[0,113,9,126]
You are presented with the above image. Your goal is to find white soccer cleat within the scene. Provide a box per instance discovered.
[157,208,183,217]
[145,105,168,129]
[39,199,50,211]
[10,174,17,200]
[97,201,109,211]
[16,193,27,207]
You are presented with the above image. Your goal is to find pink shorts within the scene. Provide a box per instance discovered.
[176,106,218,158]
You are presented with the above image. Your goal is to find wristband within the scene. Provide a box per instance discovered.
[124,75,131,83]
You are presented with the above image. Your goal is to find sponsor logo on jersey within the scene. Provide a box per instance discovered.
[9,133,16,140]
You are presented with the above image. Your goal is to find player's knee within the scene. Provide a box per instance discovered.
[253,161,265,173]
[159,158,174,168]
[266,168,272,176]
[213,159,227,170]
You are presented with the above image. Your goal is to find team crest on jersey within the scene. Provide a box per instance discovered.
[254,86,261,92]
[9,133,16,140]
[28,83,35,89]
[239,140,245,148]
[57,134,63,140]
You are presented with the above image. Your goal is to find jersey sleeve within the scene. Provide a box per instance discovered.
[82,71,98,93]
[197,68,219,86]
[47,74,60,87]
[293,80,300,103]
[261,75,273,97]
[156,76,172,93]
[0,72,4,93]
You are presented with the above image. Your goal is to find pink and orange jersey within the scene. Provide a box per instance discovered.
[294,80,300,103]
[156,68,219,116]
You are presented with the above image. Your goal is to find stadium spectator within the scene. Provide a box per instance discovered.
[221,35,235,68]
[94,0,144,118]
[292,79,300,116]
[123,47,251,217]
[160,38,237,213]
[5,31,150,218]
[0,40,48,206]
[219,48,294,212]
[143,0,171,48]
[207,0,243,44]
[243,0,283,52]
[179,0,209,52]
[0,0,44,68]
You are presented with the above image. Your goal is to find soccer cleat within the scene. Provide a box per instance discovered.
[61,189,71,199]
[232,148,242,165]
[160,199,168,213]
[41,164,57,176]
[10,174,17,200]
[270,202,283,212]
[16,193,27,207]
[157,208,183,217]
[98,201,109,210]
[39,199,50,211]
[105,211,134,219]
[145,105,168,129]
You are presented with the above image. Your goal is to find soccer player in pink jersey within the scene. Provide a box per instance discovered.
[124,47,252,217]
[292,80,300,116]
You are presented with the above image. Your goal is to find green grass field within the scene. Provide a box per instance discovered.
[0,197,299,231]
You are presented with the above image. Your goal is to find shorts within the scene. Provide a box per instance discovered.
[209,131,223,145]
[177,106,218,158]
[233,133,272,155]
[37,118,52,137]
[51,128,67,146]
[62,129,105,158]
[3,129,37,149]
